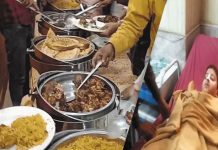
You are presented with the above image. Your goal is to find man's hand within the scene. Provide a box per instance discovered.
[92,43,115,67]
[21,0,39,10]
[99,22,120,37]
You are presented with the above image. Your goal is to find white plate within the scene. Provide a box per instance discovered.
[73,18,105,33]
[92,15,107,28]
[0,106,55,150]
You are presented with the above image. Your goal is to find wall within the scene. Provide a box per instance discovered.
[159,0,185,35]
[185,0,202,35]
[202,0,218,25]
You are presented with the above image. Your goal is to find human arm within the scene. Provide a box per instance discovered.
[18,0,39,10]
[99,22,122,37]
[109,0,150,53]
[21,0,54,10]
[92,0,151,66]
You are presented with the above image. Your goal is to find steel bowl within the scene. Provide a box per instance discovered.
[47,130,125,150]
[46,1,81,12]
[32,35,96,65]
[38,12,91,38]
[36,71,117,121]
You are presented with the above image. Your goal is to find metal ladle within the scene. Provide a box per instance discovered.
[64,61,102,103]
[64,2,100,24]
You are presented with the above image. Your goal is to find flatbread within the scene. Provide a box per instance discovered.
[54,48,80,60]
[39,28,92,60]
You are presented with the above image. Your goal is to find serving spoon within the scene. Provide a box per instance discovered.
[65,2,100,24]
[64,61,102,103]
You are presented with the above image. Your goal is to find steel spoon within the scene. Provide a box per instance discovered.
[64,61,102,103]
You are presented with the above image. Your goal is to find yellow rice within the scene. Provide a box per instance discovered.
[57,135,123,150]
[0,125,16,148]
[11,114,48,149]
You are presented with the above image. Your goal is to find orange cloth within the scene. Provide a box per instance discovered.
[142,82,218,150]
[0,33,8,108]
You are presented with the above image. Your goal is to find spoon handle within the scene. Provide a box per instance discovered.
[77,61,102,90]
[75,2,100,17]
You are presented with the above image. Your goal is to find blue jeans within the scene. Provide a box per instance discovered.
[1,24,32,106]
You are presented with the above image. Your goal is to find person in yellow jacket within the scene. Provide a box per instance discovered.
[92,0,169,119]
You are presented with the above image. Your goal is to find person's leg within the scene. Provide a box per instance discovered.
[144,63,169,119]
[2,24,32,106]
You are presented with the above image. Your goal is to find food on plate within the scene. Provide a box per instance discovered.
[79,18,99,29]
[37,29,92,60]
[12,114,48,149]
[79,18,89,28]
[42,76,112,113]
[57,135,123,150]
[0,125,16,149]
[0,114,47,149]
[97,15,119,23]
[50,0,80,10]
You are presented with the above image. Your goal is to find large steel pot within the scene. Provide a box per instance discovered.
[34,71,120,131]
[31,35,96,66]
[29,51,94,73]
[37,12,91,37]
[44,2,81,13]
[47,130,125,150]
[36,71,118,121]
[29,52,73,74]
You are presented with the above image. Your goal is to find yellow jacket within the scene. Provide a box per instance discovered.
[109,0,166,56]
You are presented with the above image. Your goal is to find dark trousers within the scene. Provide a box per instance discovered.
[1,24,32,106]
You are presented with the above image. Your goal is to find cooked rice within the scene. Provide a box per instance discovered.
[51,0,79,9]
[0,125,16,149]
[11,114,48,149]
[57,135,123,150]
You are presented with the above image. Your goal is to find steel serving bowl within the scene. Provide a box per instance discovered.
[38,12,91,37]
[36,71,116,121]
[32,35,96,65]
[47,130,125,150]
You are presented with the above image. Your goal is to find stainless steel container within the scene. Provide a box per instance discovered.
[29,52,74,74]
[35,71,120,131]
[45,2,81,13]
[47,130,125,150]
[37,12,91,38]
[30,35,96,72]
